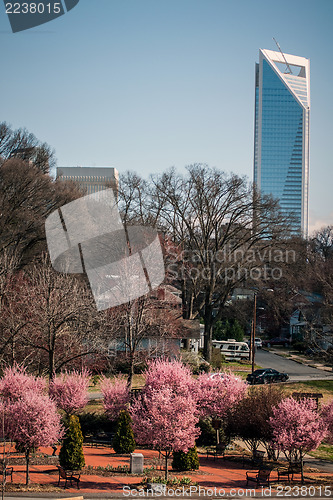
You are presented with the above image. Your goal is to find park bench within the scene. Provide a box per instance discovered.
[87,432,114,447]
[253,450,265,466]
[277,466,292,482]
[206,443,226,460]
[277,462,303,482]
[57,465,80,489]
[0,464,13,483]
[246,469,271,487]
[242,449,265,468]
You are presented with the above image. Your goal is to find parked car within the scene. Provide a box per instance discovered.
[262,337,291,348]
[246,368,289,385]
[246,338,263,349]
[254,338,262,349]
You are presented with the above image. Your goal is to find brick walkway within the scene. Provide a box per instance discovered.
[3,445,332,497]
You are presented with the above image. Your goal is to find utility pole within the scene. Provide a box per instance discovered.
[251,294,257,374]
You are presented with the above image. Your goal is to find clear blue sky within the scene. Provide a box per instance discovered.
[1,0,332,234]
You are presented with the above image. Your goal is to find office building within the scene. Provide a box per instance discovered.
[253,48,310,237]
[57,166,119,196]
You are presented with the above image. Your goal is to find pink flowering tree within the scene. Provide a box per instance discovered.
[49,369,90,415]
[321,401,333,444]
[143,359,195,396]
[132,387,199,480]
[0,364,45,402]
[131,359,199,479]
[100,375,130,421]
[195,372,247,419]
[270,397,327,483]
[6,392,64,484]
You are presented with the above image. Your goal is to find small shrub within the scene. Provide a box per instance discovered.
[211,348,224,370]
[199,361,210,373]
[196,418,229,447]
[111,353,148,374]
[112,410,136,454]
[145,476,196,486]
[292,341,307,353]
[172,447,199,471]
[79,412,116,438]
[59,415,85,471]
[181,351,210,375]
[91,374,100,386]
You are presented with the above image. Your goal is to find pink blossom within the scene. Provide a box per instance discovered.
[131,386,199,452]
[100,375,130,420]
[6,392,64,484]
[130,359,199,479]
[321,401,333,444]
[0,399,6,440]
[0,365,45,402]
[49,369,90,414]
[195,372,247,419]
[269,397,327,475]
[143,358,195,396]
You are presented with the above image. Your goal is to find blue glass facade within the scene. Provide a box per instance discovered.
[254,50,310,237]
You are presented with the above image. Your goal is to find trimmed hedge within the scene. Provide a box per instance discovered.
[112,410,136,454]
[59,415,85,471]
[172,447,199,471]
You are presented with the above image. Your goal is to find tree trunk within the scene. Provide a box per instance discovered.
[25,449,30,485]
[300,451,304,485]
[203,319,213,363]
[164,451,170,481]
[49,349,55,380]
[127,352,134,389]
[203,294,213,362]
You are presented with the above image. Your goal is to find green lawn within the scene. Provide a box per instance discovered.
[302,380,333,392]
[282,381,333,404]
[309,443,333,462]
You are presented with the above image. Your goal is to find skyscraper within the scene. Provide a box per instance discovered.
[253,49,310,237]
[57,166,119,197]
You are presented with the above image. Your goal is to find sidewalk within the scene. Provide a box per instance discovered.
[234,440,333,474]
[2,445,332,499]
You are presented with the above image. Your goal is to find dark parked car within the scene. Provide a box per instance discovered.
[262,337,291,348]
[246,368,289,385]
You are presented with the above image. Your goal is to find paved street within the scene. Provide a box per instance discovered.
[87,348,333,402]
[255,349,333,381]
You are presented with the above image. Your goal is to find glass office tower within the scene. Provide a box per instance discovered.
[254,49,310,237]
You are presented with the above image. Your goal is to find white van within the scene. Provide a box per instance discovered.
[212,339,250,360]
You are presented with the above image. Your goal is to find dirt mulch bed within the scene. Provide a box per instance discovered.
[4,483,62,493]
[5,453,59,466]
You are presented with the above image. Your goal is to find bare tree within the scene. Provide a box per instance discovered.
[294,226,333,365]
[0,121,56,174]
[117,170,162,227]
[152,165,291,361]
[1,257,109,378]
[312,225,333,262]
[0,250,30,366]
[0,157,82,267]
[107,295,181,388]
[116,165,291,362]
